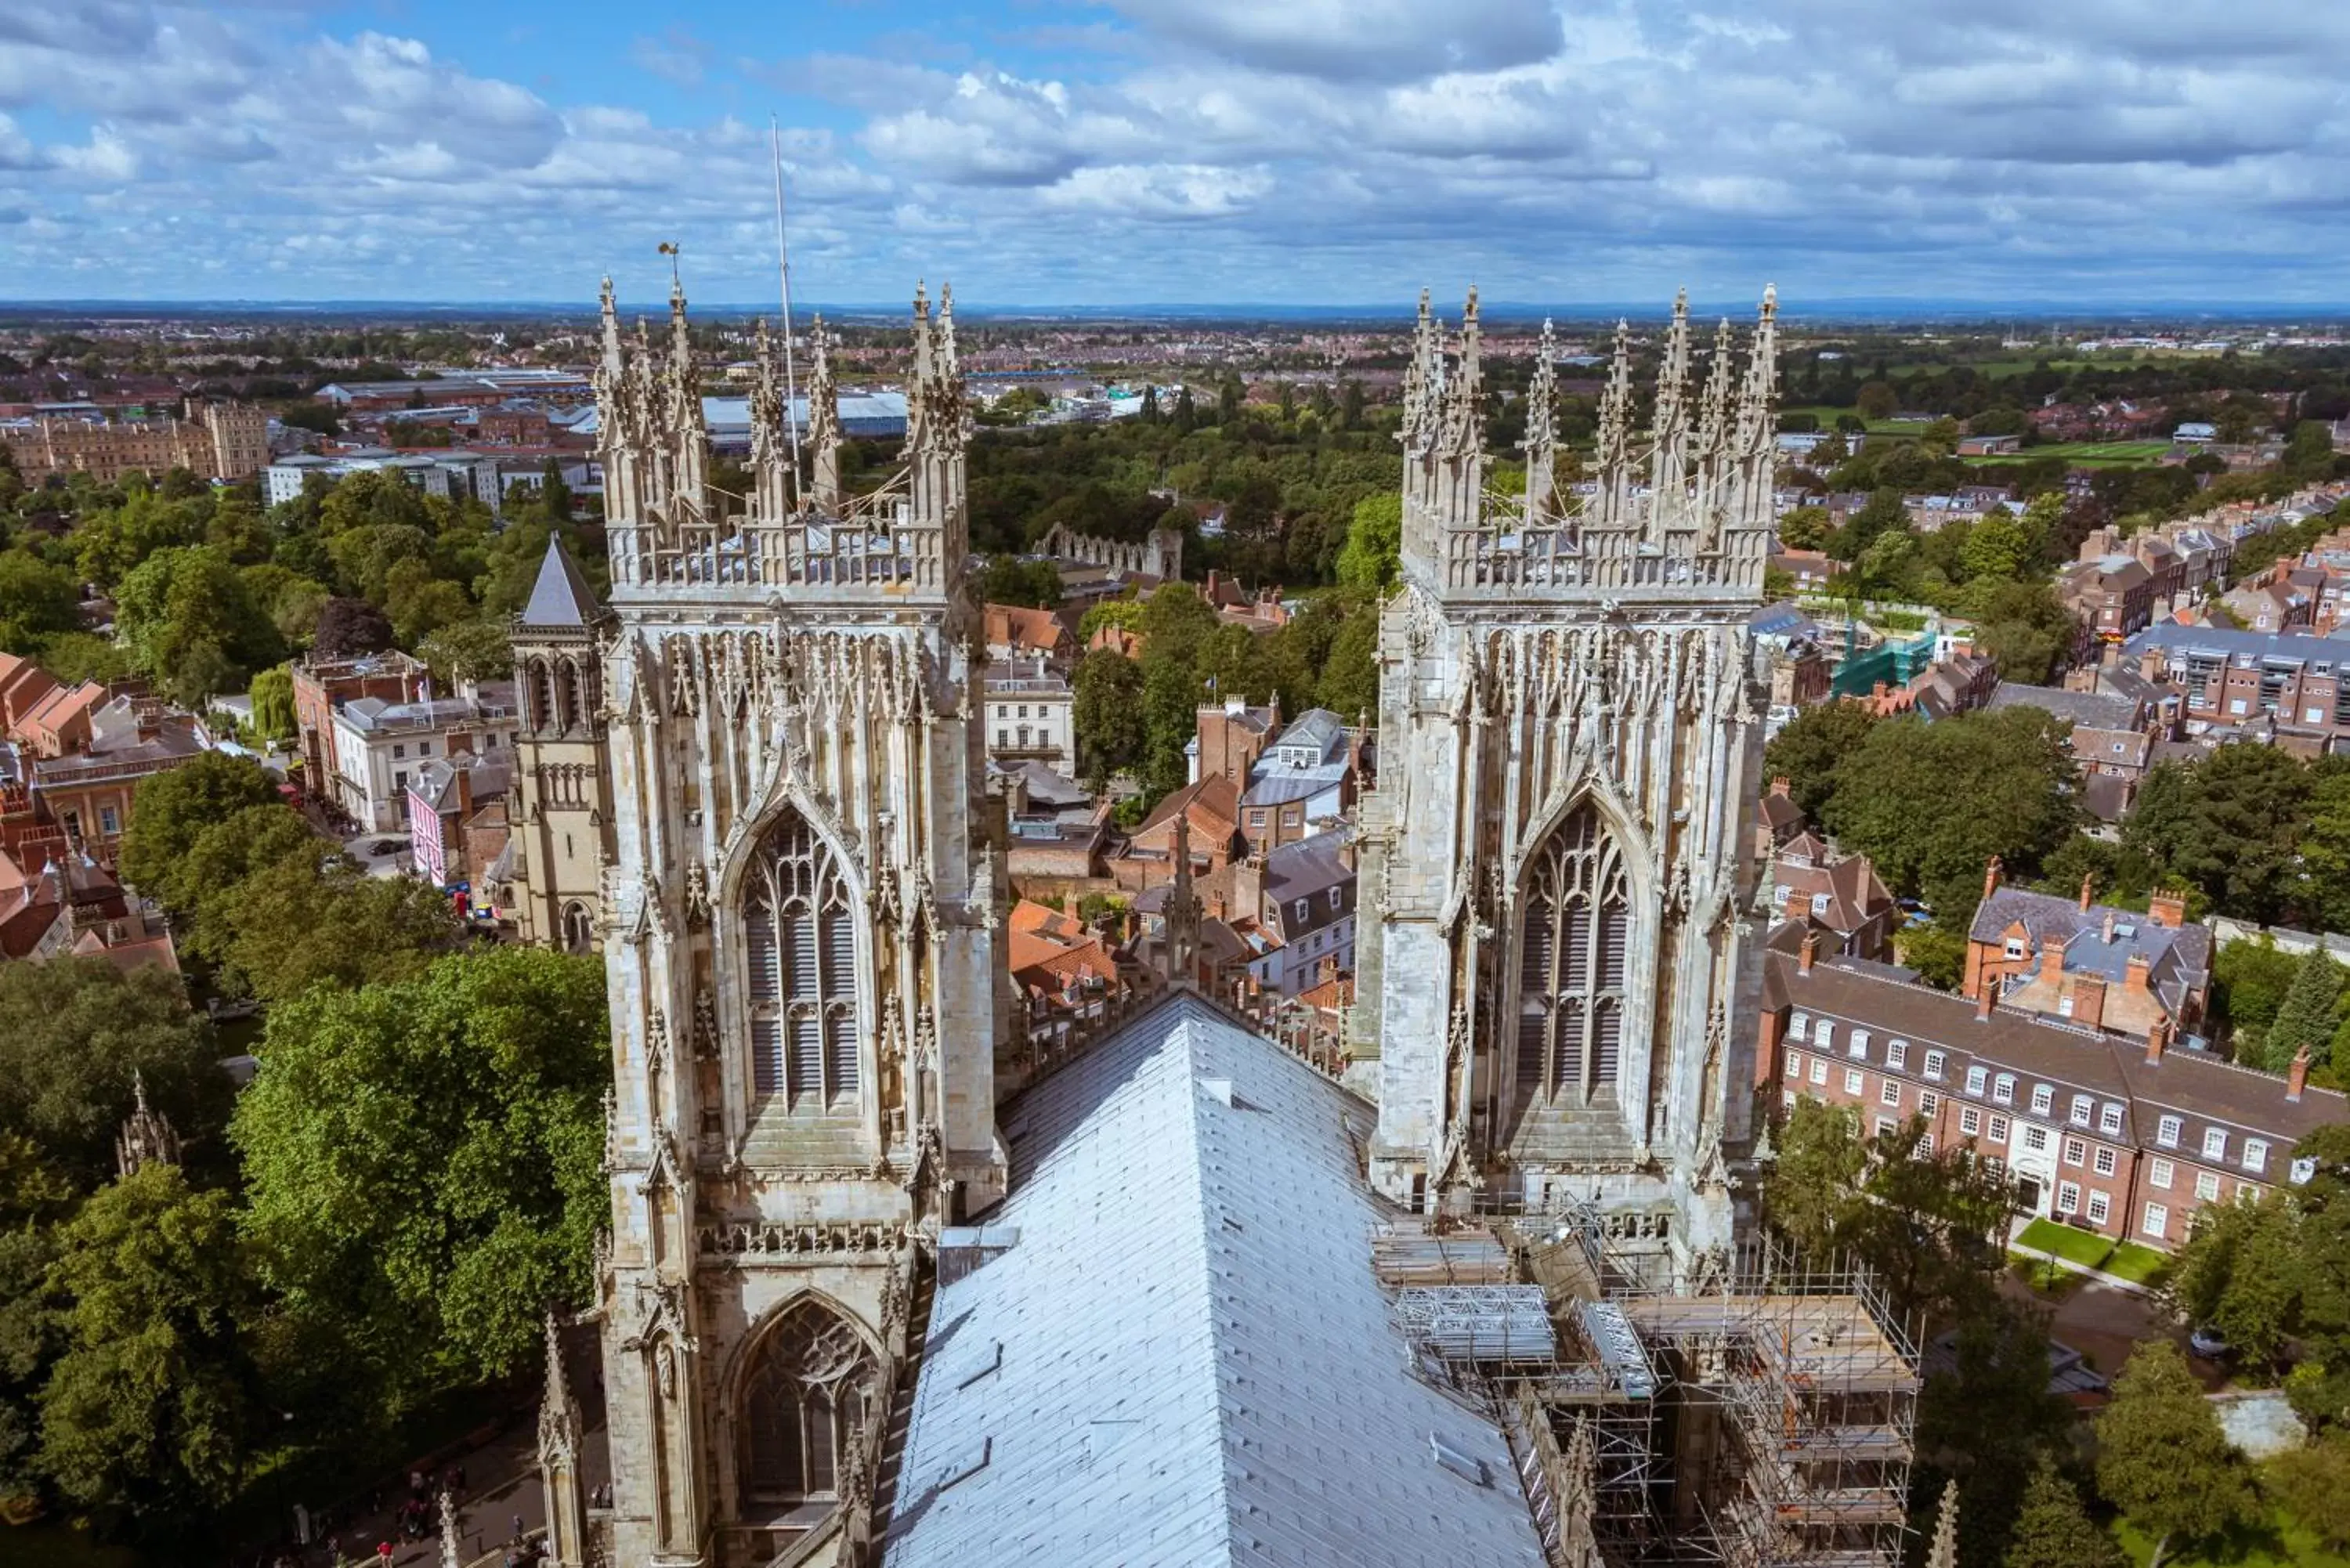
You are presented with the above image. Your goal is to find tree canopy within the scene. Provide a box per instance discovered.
[2094,1340,2258,1568]
[231,948,609,1402]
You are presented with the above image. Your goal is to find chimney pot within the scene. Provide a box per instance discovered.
[1983,855,2004,901]
[1798,930,1820,976]
[2079,872,2095,913]
[2290,1042,2311,1101]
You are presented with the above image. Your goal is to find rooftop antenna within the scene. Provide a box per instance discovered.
[769,114,804,511]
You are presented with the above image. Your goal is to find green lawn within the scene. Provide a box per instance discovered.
[2012,1220,2175,1288]
[2018,1217,2114,1268]
[2113,1510,2350,1568]
[2103,1239,2174,1287]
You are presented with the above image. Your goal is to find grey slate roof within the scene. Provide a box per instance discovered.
[1983,682,2137,730]
[881,992,1546,1568]
[1968,887,2213,1014]
[2128,621,2350,669]
[519,537,602,629]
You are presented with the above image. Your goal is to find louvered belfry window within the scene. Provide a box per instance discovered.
[743,811,861,1111]
[1517,802,1630,1101]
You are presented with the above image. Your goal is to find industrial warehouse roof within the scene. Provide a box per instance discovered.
[880,992,1546,1568]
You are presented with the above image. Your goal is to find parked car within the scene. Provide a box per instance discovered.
[2189,1325,2230,1359]
[368,839,403,857]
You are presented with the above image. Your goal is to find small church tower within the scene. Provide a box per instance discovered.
[537,1312,588,1568]
[510,537,615,953]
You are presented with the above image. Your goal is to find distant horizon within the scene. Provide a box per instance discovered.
[8,298,2350,329]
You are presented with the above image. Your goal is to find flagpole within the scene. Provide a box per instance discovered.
[770,114,804,511]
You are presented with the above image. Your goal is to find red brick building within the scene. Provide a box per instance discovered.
[1759,931,2339,1250]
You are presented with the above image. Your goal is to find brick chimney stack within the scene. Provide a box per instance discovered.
[1983,855,2004,902]
[1799,930,1820,976]
[1976,980,1997,1021]
[2290,1042,2311,1102]
[1770,775,1791,798]
[2146,1017,2170,1065]
[2147,887,2186,930]
[2079,873,2095,913]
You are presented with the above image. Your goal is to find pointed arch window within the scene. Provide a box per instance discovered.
[553,659,580,733]
[741,1299,879,1507]
[743,811,862,1111]
[1517,802,1630,1102]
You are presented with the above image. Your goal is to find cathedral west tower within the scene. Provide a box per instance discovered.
[1356,288,1781,1278]
[592,278,1005,1568]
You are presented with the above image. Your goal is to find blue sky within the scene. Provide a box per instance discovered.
[2,1,2349,309]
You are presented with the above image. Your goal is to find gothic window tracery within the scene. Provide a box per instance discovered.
[741,1299,878,1508]
[527,657,555,732]
[743,811,862,1111]
[554,659,579,733]
[1517,801,1630,1102]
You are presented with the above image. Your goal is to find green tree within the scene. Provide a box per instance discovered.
[248,663,296,742]
[0,959,223,1187]
[2303,772,2350,935]
[1335,492,1403,591]
[231,949,609,1397]
[974,556,1063,609]
[0,550,81,655]
[2212,938,2301,1063]
[118,750,280,911]
[1896,919,1970,991]
[1762,701,1882,820]
[37,1165,259,1527]
[2094,1340,2258,1568]
[416,616,513,688]
[2168,1189,2302,1371]
[2124,746,2315,925]
[1318,602,1379,719]
[1831,488,1908,562]
[1918,1305,2076,1568]
[112,544,282,705]
[2269,1433,2350,1552]
[1820,708,2078,923]
[1856,381,1899,421]
[1071,649,1146,792]
[1960,510,2036,583]
[1778,505,1832,551]
[1761,1098,1868,1261]
[2265,947,2346,1073]
[172,804,327,971]
[2002,1461,2122,1568]
[210,853,455,1005]
[0,1136,74,1497]
[1961,580,2075,686]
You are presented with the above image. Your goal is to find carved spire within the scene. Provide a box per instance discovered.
[1735,284,1781,462]
[1697,316,1736,464]
[1524,316,1558,518]
[1592,319,1635,528]
[807,312,844,514]
[438,1490,461,1568]
[1400,288,1438,453]
[1924,1481,1959,1568]
[748,317,790,522]
[115,1069,180,1179]
[598,276,624,384]
[1648,287,1694,519]
[1436,287,1484,461]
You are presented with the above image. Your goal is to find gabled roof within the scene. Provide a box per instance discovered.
[519,537,602,629]
[882,993,1545,1568]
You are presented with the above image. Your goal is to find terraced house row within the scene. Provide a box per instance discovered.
[1759,926,2341,1251]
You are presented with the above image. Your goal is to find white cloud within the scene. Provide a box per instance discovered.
[1,0,2348,303]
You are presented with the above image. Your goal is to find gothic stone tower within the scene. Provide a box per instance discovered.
[1357,288,1781,1277]
[512,537,616,954]
[595,277,1005,1567]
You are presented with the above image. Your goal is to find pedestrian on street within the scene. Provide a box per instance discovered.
[377,1542,393,1566]
[512,1511,526,1544]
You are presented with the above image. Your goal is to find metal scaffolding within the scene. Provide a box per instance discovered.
[1377,1210,1922,1568]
